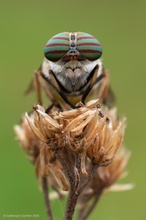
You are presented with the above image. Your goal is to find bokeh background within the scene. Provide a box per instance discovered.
[0,0,146,219]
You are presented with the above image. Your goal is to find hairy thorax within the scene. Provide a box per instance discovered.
[42,58,103,95]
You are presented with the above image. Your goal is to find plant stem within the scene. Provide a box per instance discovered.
[81,190,102,220]
[78,164,98,194]
[42,177,54,220]
[74,152,81,188]
[54,149,73,186]
[64,164,99,220]
[64,188,79,220]
[64,153,81,220]
[77,193,93,220]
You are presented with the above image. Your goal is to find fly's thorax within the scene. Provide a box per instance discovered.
[42,58,103,94]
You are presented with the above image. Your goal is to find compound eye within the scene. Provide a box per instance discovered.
[77,32,102,61]
[44,32,70,62]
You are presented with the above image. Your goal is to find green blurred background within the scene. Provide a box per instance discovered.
[0,0,146,219]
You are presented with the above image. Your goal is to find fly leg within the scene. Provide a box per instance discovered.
[81,67,112,106]
[34,67,55,105]
[81,65,99,103]
[96,69,110,104]
[41,70,76,109]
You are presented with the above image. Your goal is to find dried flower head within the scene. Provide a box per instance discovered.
[24,99,125,172]
[14,99,132,220]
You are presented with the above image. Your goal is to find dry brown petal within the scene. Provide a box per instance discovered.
[34,112,50,139]
[71,112,96,133]
[59,107,88,119]
[36,104,46,112]
[37,110,62,131]
[85,117,105,143]
[46,164,69,191]
[85,99,100,108]
[64,111,92,132]
[65,134,87,152]
[109,148,130,181]
[25,113,47,142]
[96,147,130,187]
[14,125,30,149]
[81,151,88,175]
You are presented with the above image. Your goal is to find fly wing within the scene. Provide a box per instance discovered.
[101,86,116,108]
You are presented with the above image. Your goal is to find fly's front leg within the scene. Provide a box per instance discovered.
[25,66,43,105]
[42,70,76,109]
[81,66,111,105]
[81,65,99,104]
[34,67,55,105]
[96,69,110,104]
[34,69,42,105]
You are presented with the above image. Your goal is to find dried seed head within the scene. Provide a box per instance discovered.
[15,99,130,196]
[93,147,131,189]
[35,143,69,191]
[25,105,64,150]
[78,147,132,210]
[86,107,126,167]
[14,113,40,163]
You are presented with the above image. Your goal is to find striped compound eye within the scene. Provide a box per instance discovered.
[44,32,102,62]
[44,32,70,62]
[76,32,102,61]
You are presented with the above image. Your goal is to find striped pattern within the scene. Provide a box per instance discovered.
[77,32,102,61]
[44,32,102,62]
[44,32,70,62]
